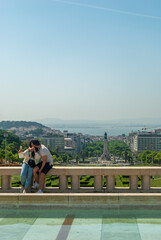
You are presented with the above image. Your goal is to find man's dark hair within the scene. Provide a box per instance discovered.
[31,139,41,146]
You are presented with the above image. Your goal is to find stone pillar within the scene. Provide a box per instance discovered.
[94,175,102,191]
[71,175,79,191]
[59,175,68,190]
[130,175,138,190]
[1,175,11,190]
[106,175,115,190]
[142,175,150,191]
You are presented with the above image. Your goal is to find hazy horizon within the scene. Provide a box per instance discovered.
[37,117,161,125]
[1,117,161,126]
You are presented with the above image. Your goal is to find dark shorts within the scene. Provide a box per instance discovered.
[36,162,53,175]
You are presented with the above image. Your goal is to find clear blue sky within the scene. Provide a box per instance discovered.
[0,0,161,122]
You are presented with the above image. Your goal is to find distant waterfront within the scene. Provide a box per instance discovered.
[49,123,161,136]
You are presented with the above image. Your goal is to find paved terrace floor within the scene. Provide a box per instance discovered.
[0,208,161,240]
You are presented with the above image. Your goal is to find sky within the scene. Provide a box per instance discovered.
[0,0,161,122]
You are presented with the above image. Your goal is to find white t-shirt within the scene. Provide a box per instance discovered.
[39,144,53,165]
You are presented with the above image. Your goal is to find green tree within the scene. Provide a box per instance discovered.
[80,150,86,162]
[55,145,60,153]
[61,153,70,163]
[83,140,131,159]
[154,151,161,165]
[0,149,5,160]
[108,140,130,157]
[0,130,21,150]
[75,154,79,164]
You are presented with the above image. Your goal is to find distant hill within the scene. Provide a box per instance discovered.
[0,121,46,130]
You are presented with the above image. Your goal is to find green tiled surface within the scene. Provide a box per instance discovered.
[0,218,36,225]
[0,224,31,240]
[34,217,65,225]
[138,224,161,240]
[68,218,102,240]
[0,209,161,240]
[22,224,63,240]
[68,223,102,240]
[102,223,141,240]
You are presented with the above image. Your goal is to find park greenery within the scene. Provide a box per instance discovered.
[136,150,161,165]
[83,140,132,161]
[83,140,161,165]
[0,130,21,163]
[9,174,161,189]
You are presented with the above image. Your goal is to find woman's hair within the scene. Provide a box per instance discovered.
[28,140,39,158]
[29,141,32,148]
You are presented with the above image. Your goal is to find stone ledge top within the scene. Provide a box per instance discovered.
[1,166,161,176]
[1,166,161,169]
[1,193,161,196]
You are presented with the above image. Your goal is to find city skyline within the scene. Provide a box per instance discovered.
[0,0,161,122]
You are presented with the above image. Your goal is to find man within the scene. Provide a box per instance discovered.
[31,139,53,193]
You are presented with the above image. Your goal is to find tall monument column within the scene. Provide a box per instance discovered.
[104,132,108,158]
[99,132,110,161]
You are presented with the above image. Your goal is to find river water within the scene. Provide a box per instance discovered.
[48,123,161,136]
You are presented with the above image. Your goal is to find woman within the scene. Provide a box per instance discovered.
[18,141,41,193]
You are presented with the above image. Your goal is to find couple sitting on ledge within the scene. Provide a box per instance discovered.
[18,139,53,193]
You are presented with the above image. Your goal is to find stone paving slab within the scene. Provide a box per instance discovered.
[102,222,141,240]
[68,223,102,240]
[137,223,161,240]
[22,218,65,240]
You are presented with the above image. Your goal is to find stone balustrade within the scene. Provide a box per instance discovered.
[0,166,161,192]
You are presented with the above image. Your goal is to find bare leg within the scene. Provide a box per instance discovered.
[33,167,39,184]
[40,172,46,191]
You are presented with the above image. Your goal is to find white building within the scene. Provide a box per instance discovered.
[42,134,64,153]
[130,131,161,153]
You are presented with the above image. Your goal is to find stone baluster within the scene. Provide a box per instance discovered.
[59,175,68,190]
[130,175,138,190]
[71,175,79,191]
[106,175,115,190]
[94,175,102,191]
[1,175,11,190]
[142,175,150,191]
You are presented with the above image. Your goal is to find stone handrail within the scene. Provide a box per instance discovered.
[0,166,161,192]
